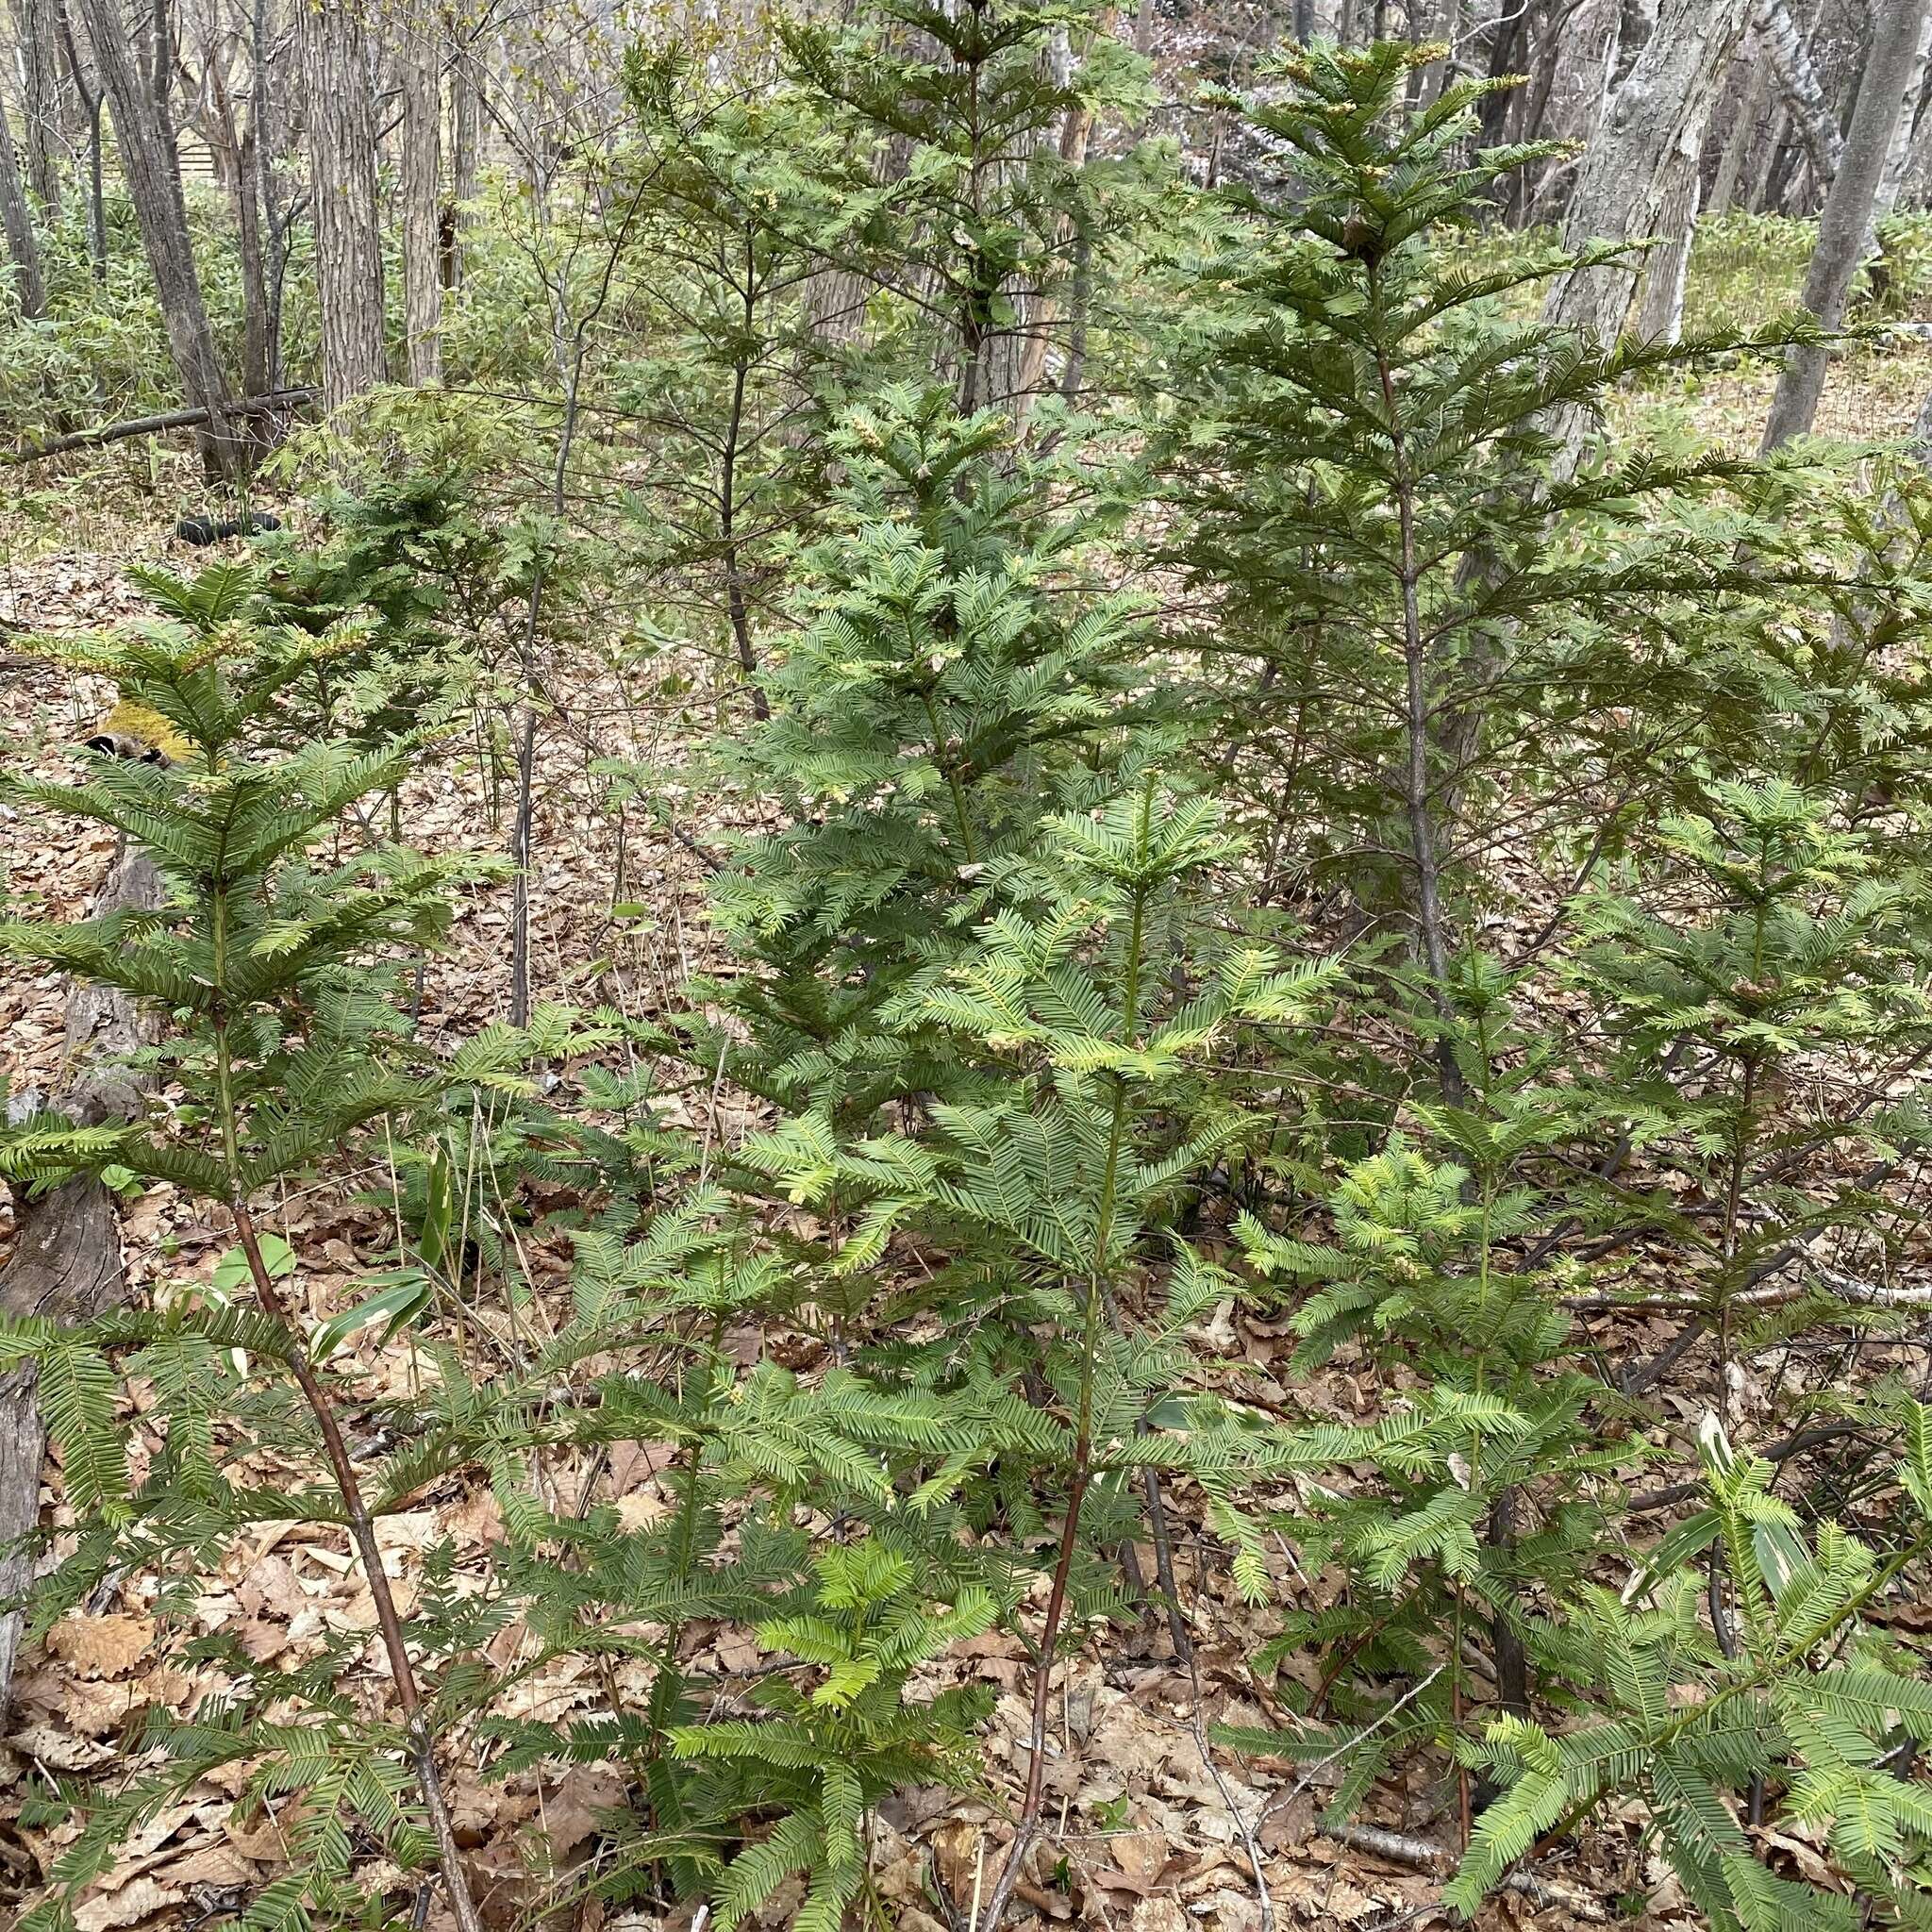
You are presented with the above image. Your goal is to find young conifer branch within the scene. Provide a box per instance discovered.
[228,1200,485,1932]
[977,783,1154,1932]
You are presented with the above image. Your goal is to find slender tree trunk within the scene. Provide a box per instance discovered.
[237,127,274,403]
[1424,0,1464,103]
[1509,1,1576,221]
[446,23,477,287]
[204,56,271,416]
[147,0,180,179]
[16,0,69,211]
[78,0,242,475]
[1709,51,1771,213]
[58,0,107,281]
[0,92,49,318]
[1753,0,1842,191]
[1476,0,1527,148]
[302,0,387,411]
[249,0,288,393]
[1763,0,1932,450]
[1541,0,1751,349]
[1010,30,1100,418]
[1757,106,1802,209]
[399,0,443,382]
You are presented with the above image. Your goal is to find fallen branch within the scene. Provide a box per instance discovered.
[1323,1823,1608,1922]
[1624,1422,1872,1515]
[5,388,318,465]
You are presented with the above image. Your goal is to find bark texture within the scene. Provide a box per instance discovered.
[15,0,70,210]
[398,0,443,382]
[1876,6,1932,217]
[1753,0,1844,189]
[0,91,50,318]
[447,28,477,286]
[1633,143,1700,342]
[1541,0,1751,347]
[302,0,388,410]
[0,845,164,1712]
[1709,51,1772,214]
[79,0,243,475]
[1763,0,1932,449]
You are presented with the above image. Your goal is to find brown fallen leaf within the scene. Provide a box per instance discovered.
[44,1614,154,1679]
[74,1877,182,1932]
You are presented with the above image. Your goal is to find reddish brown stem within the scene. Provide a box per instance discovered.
[232,1202,483,1932]
[976,1454,1091,1930]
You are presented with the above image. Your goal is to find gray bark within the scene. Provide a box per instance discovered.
[398,0,442,382]
[1875,6,1932,218]
[301,0,387,410]
[1708,49,1772,215]
[15,0,69,210]
[78,0,242,475]
[1634,145,1700,343]
[1542,0,1751,348]
[0,844,163,1713]
[446,23,476,286]
[58,0,106,281]
[1752,0,1842,191]
[1764,0,1932,450]
[0,90,49,318]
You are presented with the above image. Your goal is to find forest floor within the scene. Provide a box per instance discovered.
[4,341,1932,1932]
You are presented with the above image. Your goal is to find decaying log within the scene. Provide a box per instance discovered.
[0,841,164,1710]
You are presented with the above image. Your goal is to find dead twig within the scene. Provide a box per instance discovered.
[1322,1823,1608,1922]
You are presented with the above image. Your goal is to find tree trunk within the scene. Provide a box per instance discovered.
[1541,0,1751,348]
[1752,0,1842,192]
[446,24,477,287]
[1008,30,1100,420]
[302,0,387,411]
[249,0,291,394]
[202,53,272,418]
[1709,50,1771,214]
[1763,0,1932,450]
[0,843,164,1715]
[0,91,50,318]
[1476,0,1528,148]
[398,0,442,381]
[1876,6,1932,218]
[1424,0,1464,103]
[1634,145,1700,342]
[15,0,70,212]
[78,0,243,475]
[59,0,108,282]
[1757,105,1803,210]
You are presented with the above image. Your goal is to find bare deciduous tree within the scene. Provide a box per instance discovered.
[1754,0,1843,188]
[1763,0,1932,448]
[78,0,243,475]
[0,90,50,318]
[14,0,71,210]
